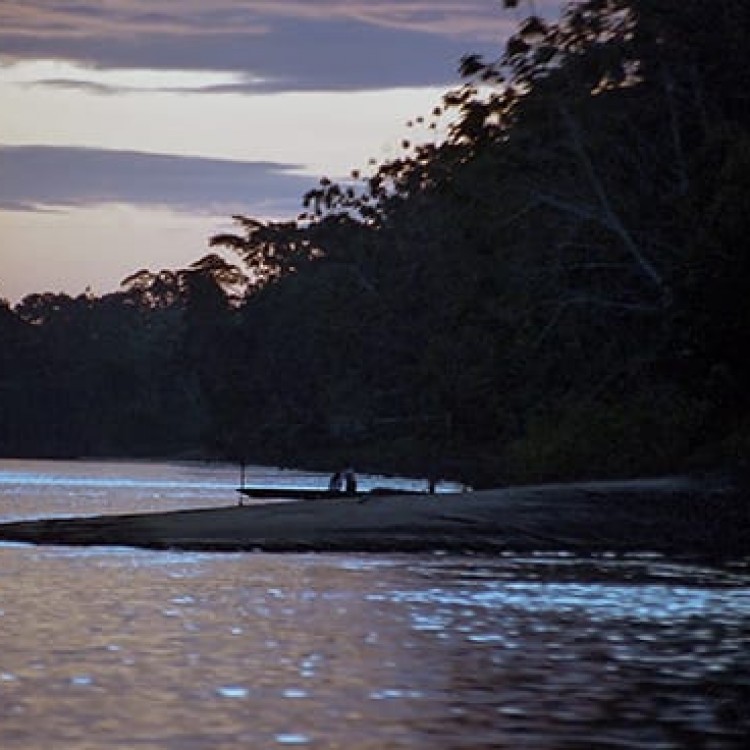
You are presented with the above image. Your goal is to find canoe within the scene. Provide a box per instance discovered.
[236,486,424,501]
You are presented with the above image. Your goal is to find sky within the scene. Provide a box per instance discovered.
[0,0,562,304]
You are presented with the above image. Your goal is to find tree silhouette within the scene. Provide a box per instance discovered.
[2,0,748,482]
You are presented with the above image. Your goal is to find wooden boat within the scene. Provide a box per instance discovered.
[236,486,425,501]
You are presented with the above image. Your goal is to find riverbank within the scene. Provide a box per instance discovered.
[0,474,747,560]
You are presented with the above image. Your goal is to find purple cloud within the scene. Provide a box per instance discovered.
[0,1,564,92]
[0,146,315,216]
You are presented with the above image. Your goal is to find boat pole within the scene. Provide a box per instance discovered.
[238,460,246,506]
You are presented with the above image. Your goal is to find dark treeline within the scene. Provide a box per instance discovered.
[2,0,749,487]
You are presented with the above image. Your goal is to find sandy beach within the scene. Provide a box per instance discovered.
[0,474,747,560]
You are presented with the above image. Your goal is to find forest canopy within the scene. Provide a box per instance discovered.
[2,0,749,487]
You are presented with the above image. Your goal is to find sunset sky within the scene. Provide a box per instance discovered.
[0,0,561,303]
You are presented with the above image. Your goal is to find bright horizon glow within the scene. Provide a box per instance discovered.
[0,62,450,304]
[1,62,448,177]
[0,204,233,303]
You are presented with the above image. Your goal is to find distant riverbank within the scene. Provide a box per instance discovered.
[1,474,747,560]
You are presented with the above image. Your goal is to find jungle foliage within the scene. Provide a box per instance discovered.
[2,0,749,486]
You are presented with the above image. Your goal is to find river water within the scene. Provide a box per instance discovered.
[1,459,748,749]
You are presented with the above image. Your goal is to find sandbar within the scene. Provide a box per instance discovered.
[0,475,747,560]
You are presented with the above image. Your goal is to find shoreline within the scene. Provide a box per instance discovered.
[0,475,748,560]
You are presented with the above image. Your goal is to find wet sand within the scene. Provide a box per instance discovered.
[0,476,747,560]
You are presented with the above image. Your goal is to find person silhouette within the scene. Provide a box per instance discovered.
[343,467,357,496]
[328,471,344,493]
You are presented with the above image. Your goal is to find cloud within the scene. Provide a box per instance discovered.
[0,1,563,92]
[1,1,550,41]
[8,62,263,96]
[1,22,487,93]
[0,146,316,216]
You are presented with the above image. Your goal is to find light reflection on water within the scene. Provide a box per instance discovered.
[0,459,749,749]
[0,548,747,749]
[0,458,244,521]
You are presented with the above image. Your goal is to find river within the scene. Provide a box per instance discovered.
[1,459,748,749]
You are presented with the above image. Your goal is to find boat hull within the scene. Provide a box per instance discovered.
[236,487,423,501]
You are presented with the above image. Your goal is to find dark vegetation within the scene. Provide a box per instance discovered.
[2,0,749,487]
